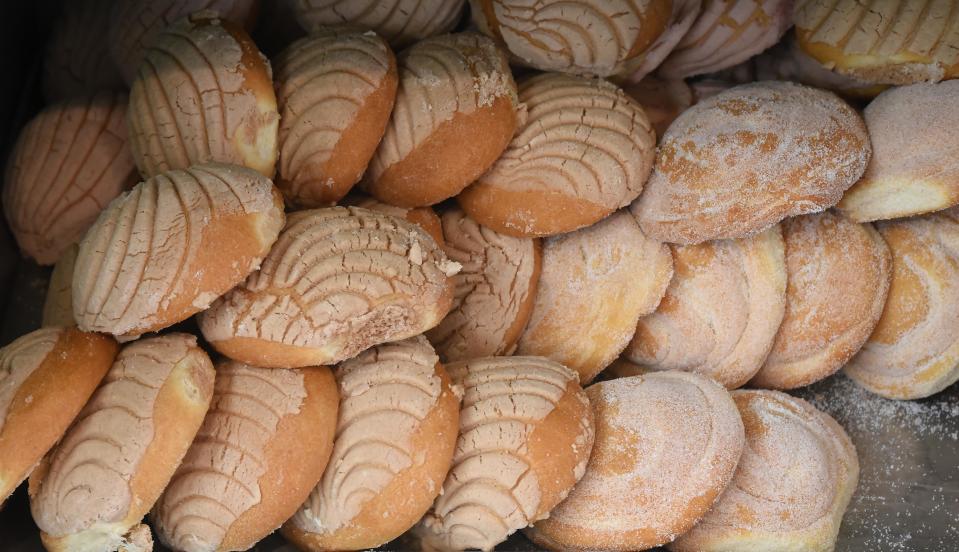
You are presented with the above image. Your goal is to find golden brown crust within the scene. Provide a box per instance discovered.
[458,184,613,238]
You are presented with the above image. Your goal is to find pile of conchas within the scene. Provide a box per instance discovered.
[1,0,957,551]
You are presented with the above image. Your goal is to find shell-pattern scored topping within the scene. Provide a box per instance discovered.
[794,0,959,84]
[419,356,592,550]
[72,163,283,339]
[153,361,308,552]
[291,336,443,534]
[292,0,466,48]
[427,208,540,362]
[199,206,458,365]
[476,72,655,209]
[43,244,79,328]
[844,209,959,399]
[0,328,61,433]
[658,0,793,79]
[3,92,136,265]
[626,226,787,389]
[108,0,257,83]
[31,334,213,537]
[671,389,859,552]
[470,0,669,77]
[42,0,124,100]
[273,28,396,207]
[633,80,871,244]
[127,13,278,178]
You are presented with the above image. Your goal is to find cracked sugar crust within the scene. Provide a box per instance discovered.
[517,210,673,384]
[633,80,871,245]
[108,0,257,84]
[527,371,744,551]
[42,0,124,100]
[625,225,787,389]
[838,80,959,222]
[417,356,593,551]
[671,390,859,552]
[72,163,284,340]
[30,334,213,539]
[127,11,279,179]
[426,207,541,362]
[753,212,891,390]
[3,92,136,265]
[459,72,655,237]
[794,0,959,85]
[199,206,459,368]
[658,0,793,79]
[844,208,959,400]
[470,0,678,78]
[293,0,466,48]
[623,76,693,140]
[273,27,397,208]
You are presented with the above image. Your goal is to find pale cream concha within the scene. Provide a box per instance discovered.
[838,81,959,222]
[109,0,258,84]
[42,244,78,328]
[127,11,279,179]
[526,371,745,551]
[670,390,859,552]
[845,209,959,400]
[346,195,446,246]
[658,0,793,79]
[199,206,459,368]
[633,80,871,245]
[625,226,787,389]
[752,212,891,390]
[794,0,959,85]
[282,336,460,551]
[364,32,519,208]
[292,0,466,48]
[29,334,214,552]
[153,360,339,552]
[426,207,541,362]
[72,163,285,340]
[415,356,594,551]
[516,210,673,384]
[42,0,124,100]
[459,73,656,237]
[3,92,136,265]
[0,328,117,505]
[273,28,397,207]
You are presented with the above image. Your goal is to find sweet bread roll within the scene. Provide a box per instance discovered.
[29,334,214,552]
[603,356,647,379]
[415,356,593,551]
[794,0,959,85]
[364,32,518,208]
[346,196,445,246]
[838,81,959,222]
[42,0,123,100]
[622,76,693,140]
[0,328,117,504]
[671,389,859,552]
[844,210,959,399]
[273,28,397,207]
[517,210,673,383]
[109,0,258,84]
[459,73,655,237]
[469,0,697,79]
[42,244,78,328]
[282,336,459,550]
[199,206,459,368]
[426,207,541,362]
[625,226,787,389]
[752,212,891,390]
[658,0,793,79]
[127,11,279,178]
[633,81,871,244]
[526,371,744,551]
[3,92,136,265]
[293,0,466,48]
[153,361,338,552]
[73,163,284,340]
